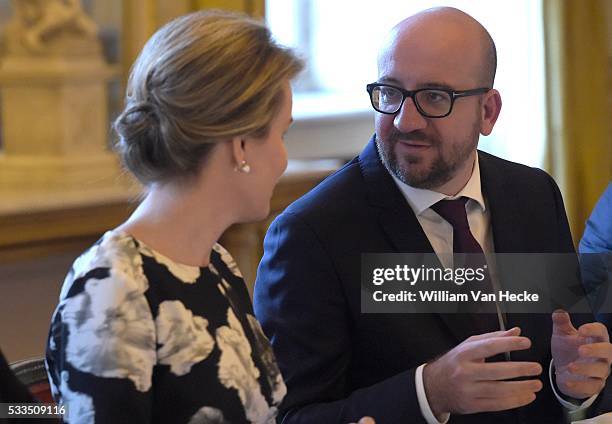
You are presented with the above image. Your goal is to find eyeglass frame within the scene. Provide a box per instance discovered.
[366,83,491,118]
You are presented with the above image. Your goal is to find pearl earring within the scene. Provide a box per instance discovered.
[236,160,251,173]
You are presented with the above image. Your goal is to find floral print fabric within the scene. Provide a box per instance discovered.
[46,231,285,423]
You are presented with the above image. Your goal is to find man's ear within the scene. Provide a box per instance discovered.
[230,137,246,167]
[480,89,502,136]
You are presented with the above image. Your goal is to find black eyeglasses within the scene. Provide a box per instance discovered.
[366,83,490,118]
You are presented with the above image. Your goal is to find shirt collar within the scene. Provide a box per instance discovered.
[391,154,486,216]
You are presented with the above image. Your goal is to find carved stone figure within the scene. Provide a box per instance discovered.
[3,0,100,56]
[0,0,119,191]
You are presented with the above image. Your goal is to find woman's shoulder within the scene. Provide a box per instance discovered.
[47,230,157,404]
[58,230,147,301]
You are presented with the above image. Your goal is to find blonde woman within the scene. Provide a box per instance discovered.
[46,11,299,423]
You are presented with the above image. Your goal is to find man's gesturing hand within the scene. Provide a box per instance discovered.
[423,327,543,418]
[348,417,375,424]
[551,310,612,399]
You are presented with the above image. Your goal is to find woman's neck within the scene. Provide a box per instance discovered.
[117,182,235,267]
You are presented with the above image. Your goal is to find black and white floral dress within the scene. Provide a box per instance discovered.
[45,230,286,424]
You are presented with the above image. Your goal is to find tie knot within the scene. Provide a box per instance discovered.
[431,197,470,230]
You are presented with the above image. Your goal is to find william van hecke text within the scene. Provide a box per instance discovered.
[372,290,539,302]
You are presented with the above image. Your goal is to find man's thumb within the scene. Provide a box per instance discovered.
[552,309,577,335]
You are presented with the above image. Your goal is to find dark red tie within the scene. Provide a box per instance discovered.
[431,197,483,254]
[431,197,499,335]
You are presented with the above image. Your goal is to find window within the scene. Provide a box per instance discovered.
[267,0,546,167]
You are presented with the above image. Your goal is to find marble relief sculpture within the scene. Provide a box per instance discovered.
[4,0,100,55]
[0,0,124,191]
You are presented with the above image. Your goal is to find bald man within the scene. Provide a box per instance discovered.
[254,8,612,423]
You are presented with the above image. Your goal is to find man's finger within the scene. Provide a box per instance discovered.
[348,417,376,424]
[569,360,611,379]
[552,310,577,336]
[473,361,542,381]
[579,342,612,362]
[462,336,532,361]
[562,377,606,398]
[472,379,543,399]
[578,323,610,342]
[466,327,520,343]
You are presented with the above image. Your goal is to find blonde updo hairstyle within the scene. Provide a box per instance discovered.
[114,10,303,185]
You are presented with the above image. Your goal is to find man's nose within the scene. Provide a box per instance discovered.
[393,97,428,132]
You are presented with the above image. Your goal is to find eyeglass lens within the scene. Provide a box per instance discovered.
[371,86,452,116]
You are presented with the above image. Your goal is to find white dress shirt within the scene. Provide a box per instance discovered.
[392,154,494,265]
[389,155,597,423]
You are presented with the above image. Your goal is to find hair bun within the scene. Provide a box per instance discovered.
[114,101,166,183]
[115,101,161,150]
[124,100,159,123]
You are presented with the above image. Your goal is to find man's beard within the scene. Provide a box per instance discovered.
[376,126,479,190]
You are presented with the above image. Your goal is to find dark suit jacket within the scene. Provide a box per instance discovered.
[0,349,52,424]
[0,349,34,407]
[254,137,611,423]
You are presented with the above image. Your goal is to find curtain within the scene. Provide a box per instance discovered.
[543,0,611,244]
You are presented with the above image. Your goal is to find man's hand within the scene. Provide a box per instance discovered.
[551,310,612,399]
[423,327,543,418]
[348,417,375,424]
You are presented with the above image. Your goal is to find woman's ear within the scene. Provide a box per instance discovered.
[231,137,251,173]
[231,137,245,166]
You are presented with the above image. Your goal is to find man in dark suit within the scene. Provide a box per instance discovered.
[254,7,612,423]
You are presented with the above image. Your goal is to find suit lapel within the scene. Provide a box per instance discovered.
[478,151,524,253]
[379,206,477,343]
[359,138,489,343]
[360,136,434,253]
